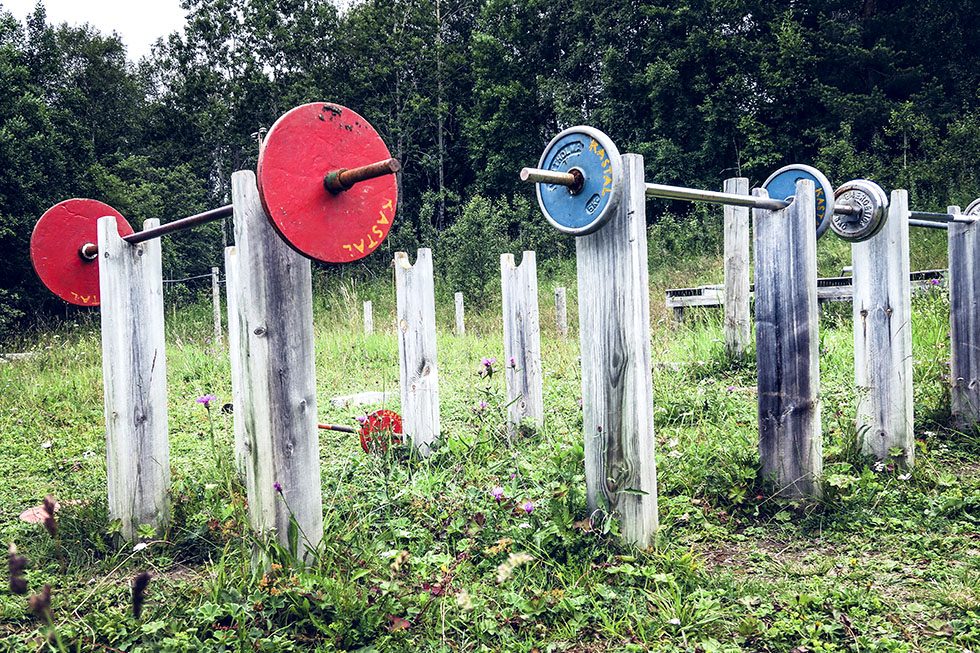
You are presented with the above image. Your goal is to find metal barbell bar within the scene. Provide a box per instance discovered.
[76,157,400,261]
[31,103,402,306]
[519,126,889,243]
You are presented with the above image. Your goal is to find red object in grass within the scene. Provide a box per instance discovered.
[359,409,403,454]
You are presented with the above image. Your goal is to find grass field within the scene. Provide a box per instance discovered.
[0,240,978,651]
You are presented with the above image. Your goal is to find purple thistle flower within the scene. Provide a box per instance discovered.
[355,414,369,424]
[273,481,283,494]
[522,501,534,514]
[508,357,516,368]
[479,357,497,379]
[930,278,941,286]
[490,486,504,502]
[478,400,488,411]
[196,394,218,409]
[726,385,736,392]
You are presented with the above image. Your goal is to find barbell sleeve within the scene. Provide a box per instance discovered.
[324,157,401,194]
[909,219,949,230]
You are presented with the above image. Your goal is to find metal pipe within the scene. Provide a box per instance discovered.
[318,423,357,434]
[909,219,949,230]
[909,211,954,223]
[518,166,858,215]
[78,158,402,260]
[324,157,401,194]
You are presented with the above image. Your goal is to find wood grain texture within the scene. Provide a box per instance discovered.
[363,301,374,335]
[852,190,914,464]
[723,177,751,359]
[554,287,568,338]
[211,266,223,348]
[395,249,441,455]
[229,170,322,562]
[224,246,247,478]
[98,216,170,540]
[948,205,980,429]
[501,251,544,434]
[753,181,822,498]
[576,153,658,547]
[454,292,465,336]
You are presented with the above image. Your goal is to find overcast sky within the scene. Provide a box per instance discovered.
[2,0,187,60]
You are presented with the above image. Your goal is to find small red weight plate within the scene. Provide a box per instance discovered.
[359,409,403,454]
[30,199,134,306]
[257,103,397,263]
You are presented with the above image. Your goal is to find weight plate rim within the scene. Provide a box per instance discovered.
[762,164,835,239]
[831,179,889,243]
[535,125,623,237]
[257,102,397,264]
[30,198,134,307]
[965,197,980,216]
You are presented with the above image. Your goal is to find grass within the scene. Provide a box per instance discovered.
[0,248,978,652]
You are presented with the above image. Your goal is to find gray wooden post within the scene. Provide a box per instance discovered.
[852,190,914,464]
[576,153,658,548]
[363,300,374,335]
[554,287,568,338]
[753,181,822,498]
[948,205,980,430]
[723,177,750,359]
[97,217,169,540]
[454,292,465,335]
[211,266,223,348]
[228,170,322,562]
[224,246,247,478]
[395,249,441,455]
[501,251,544,434]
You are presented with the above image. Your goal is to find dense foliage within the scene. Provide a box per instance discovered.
[1,0,979,329]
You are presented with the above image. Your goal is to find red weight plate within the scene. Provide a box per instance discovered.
[30,199,134,306]
[359,409,403,454]
[257,103,397,263]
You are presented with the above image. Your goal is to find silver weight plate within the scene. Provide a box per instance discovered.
[965,197,980,216]
[830,180,889,243]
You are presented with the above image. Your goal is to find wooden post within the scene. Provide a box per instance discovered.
[224,246,247,477]
[948,205,980,430]
[228,170,322,562]
[98,217,169,540]
[576,153,658,548]
[211,266,223,348]
[723,177,750,359]
[501,251,544,434]
[395,249,441,455]
[363,300,374,335]
[852,190,914,464]
[454,292,465,335]
[554,287,568,338]
[753,181,822,498]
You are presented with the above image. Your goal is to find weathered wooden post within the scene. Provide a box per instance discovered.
[723,177,750,359]
[852,190,914,464]
[948,204,980,430]
[577,153,658,548]
[454,292,465,335]
[98,217,169,539]
[224,245,247,477]
[363,300,374,335]
[753,180,822,498]
[211,266,223,348]
[395,249,440,455]
[501,251,544,434]
[554,286,568,338]
[227,170,323,562]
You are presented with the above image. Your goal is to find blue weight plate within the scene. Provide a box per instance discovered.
[762,165,835,239]
[535,126,622,236]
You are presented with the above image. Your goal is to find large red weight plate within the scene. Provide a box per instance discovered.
[30,199,133,306]
[359,409,403,454]
[257,103,397,263]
